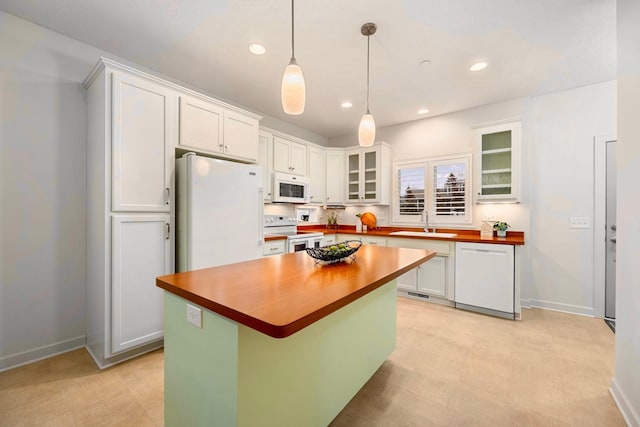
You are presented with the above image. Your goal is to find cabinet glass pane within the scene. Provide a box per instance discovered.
[482,130,511,151]
[364,151,376,170]
[348,154,359,172]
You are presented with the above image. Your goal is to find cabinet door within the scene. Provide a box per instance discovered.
[325,150,345,204]
[178,95,223,154]
[396,269,418,291]
[346,150,362,202]
[258,131,273,202]
[475,121,521,202]
[417,255,447,297]
[223,110,259,162]
[308,146,326,204]
[289,141,307,176]
[112,72,173,212]
[111,214,171,354]
[272,136,291,173]
[362,149,379,201]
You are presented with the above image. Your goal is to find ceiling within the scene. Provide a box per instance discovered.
[0,0,616,139]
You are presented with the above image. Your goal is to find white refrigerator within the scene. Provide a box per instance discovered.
[176,153,263,272]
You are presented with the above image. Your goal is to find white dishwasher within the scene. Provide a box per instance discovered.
[455,242,514,319]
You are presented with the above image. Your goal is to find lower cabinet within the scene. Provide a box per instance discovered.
[111,214,171,354]
[323,234,337,246]
[387,238,454,301]
[263,239,286,256]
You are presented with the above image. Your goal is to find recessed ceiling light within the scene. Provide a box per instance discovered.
[248,43,266,55]
[341,101,353,109]
[417,108,429,115]
[470,62,488,71]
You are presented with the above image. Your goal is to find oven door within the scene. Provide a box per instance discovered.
[289,238,309,253]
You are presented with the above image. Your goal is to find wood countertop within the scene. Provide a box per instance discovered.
[157,245,435,338]
[298,225,525,246]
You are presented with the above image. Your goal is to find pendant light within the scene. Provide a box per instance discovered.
[358,22,377,147]
[281,0,305,115]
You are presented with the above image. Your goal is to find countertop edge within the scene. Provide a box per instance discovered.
[157,249,436,339]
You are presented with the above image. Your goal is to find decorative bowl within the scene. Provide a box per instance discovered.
[306,240,362,264]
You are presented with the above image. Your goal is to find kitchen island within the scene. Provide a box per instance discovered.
[156,245,434,427]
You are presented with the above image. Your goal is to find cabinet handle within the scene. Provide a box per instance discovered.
[165,187,170,205]
[219,143,225,150]
[165,223,170,240]
[224,145,229,152]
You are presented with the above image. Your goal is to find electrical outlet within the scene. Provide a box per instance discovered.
[186,303,202,328]
[481,215,497,222]
[569,217,590,229]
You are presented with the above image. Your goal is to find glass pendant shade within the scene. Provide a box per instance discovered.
[358,112,376,147]
[281,58,306,115]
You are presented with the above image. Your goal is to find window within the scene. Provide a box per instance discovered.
[393,155,472,226]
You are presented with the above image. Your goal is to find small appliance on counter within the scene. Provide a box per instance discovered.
[264,215,324,253]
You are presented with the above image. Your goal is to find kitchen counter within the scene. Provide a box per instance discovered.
[298,225,525,245]
[157,246,434,426]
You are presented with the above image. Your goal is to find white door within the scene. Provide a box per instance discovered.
[179,95,223,153]
[417,256,447,297]
[112,214,170,354]
[112,72,173,212]
[223,111,259,162]
[272,137,291,173]
[325,150,345,204]
[605,141,617,320]
[289,141,307,175]
[308,147,326,204]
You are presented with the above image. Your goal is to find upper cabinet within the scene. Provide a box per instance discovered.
[474,120,521,203]
[258,130,273,202]
[112,72,175,212]
[325,149,345,205]
[273,136,307,176]
[345,143,391,205]
[307,146,326,204]
[178,94,260,163]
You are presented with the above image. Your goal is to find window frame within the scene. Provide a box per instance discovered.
[392,154,473,227]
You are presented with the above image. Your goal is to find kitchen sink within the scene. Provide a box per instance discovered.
[389,231,458,238]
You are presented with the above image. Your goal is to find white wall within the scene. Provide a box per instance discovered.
[611,0,640,424]
[0,10,327,370]
[0,11,101,369]
[330,82,616,317]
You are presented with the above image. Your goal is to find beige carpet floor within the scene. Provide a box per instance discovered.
[0,298,624,426]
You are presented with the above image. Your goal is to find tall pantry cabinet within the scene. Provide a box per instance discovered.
[85,59,173,368]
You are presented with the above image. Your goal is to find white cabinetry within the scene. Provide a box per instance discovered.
[360,236,387,246]
[325,149,345,205]
[112,72,173,212]
[258,130,273,202]
[387,238,454,301]
[345,142,390,204]
[273,136,307,176]
[112,215,170,353]
[178,94,260,163]
[323,234,337,246]
[308,146,326,204]
[85,58,175,368]
[474,120,521,203]
[263,239,286,256]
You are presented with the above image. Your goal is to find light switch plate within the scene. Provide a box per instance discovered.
[186,303,202,328]
[569,217,590,229]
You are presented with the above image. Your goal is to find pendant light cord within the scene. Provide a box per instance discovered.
[366,34,370,113]
[291,0,295,59]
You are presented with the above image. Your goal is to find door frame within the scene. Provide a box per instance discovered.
[593,134,616,319]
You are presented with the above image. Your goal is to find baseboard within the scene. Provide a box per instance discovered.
[0,335,86,372]
[610,377,640,427]
[86,339,164,370]
[526,298,595,317]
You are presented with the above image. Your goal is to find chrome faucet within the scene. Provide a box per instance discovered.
[422,210,432,233]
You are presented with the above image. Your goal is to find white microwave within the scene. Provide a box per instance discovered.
[272,172,309,204]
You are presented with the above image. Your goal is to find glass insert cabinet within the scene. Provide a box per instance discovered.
[474,120,521,203]
[345,143,391,205]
